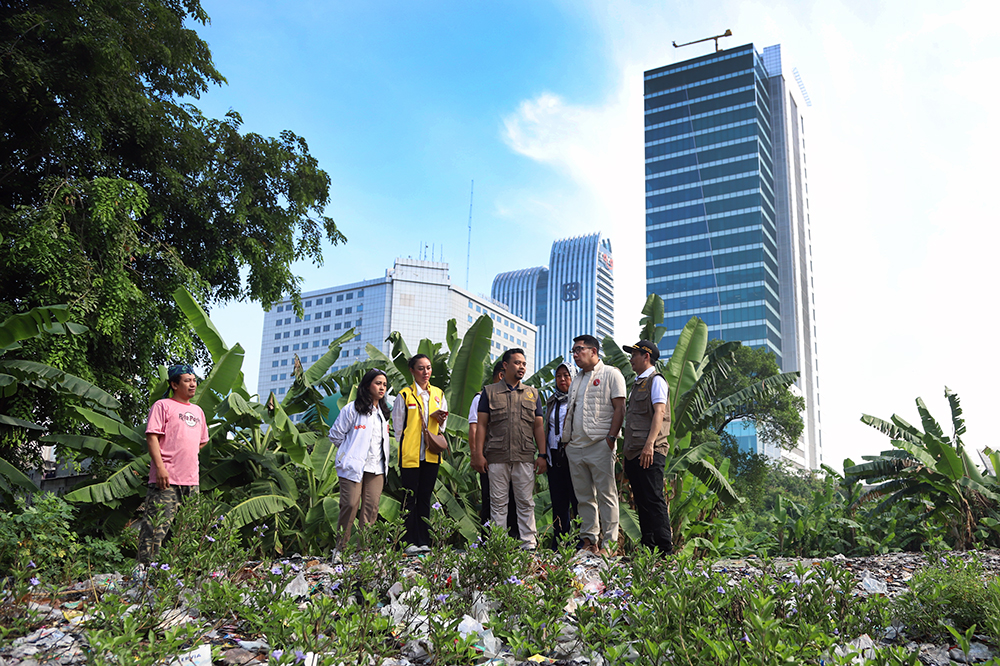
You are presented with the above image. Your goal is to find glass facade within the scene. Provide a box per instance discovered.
[645,44,821,469]
[645,44,781,362]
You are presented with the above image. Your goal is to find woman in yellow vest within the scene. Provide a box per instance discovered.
[390,354,447,554]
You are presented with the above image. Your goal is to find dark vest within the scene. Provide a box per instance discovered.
[623,372,671,460]
[482,381,539,464]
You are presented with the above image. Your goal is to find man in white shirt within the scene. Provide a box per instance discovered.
[621,340,672,555]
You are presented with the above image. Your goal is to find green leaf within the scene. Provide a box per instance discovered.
[0,360,120,409]
[195,345,245,414]
[0,305,81,352]
[172,287,230,363]
[637,293,667,345]
[0,458,40,494]
[41,434,134,460]
[0,414,43,430]
[223,494,298,530]
[443,315,493,428]
[64,456,150,503]
[74,407,147,447]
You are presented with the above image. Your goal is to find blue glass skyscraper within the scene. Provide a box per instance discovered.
[492,233,614,368]
[644,44,821,468]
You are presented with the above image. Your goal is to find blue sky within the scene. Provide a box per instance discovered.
[199,0,1000,469]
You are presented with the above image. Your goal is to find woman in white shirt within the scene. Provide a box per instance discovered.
[329,369,391,553]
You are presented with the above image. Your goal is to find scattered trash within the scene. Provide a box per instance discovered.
[283,572,309,598]
[167,644,212,666]
[859,570,888,595]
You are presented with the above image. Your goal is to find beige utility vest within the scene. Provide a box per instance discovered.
[482,381,540,464]
[622,372,671,460]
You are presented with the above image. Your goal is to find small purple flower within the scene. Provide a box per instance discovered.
[435,593,448,602]
[331,580,341,591]
[833,628,840,636]
[333,565,344,574]
[205,536,216,543]
[218,515,225,522]
[716,585,725,594]
[27,560,36,569]
[271,566,283,575]
[470,542,479,549]
[432,502,442,510]
[271,649,283,660]
[294,649,306,663]
[29,577,40,587]
[741,633,750,642]
[160,563,170,571]
[507,576,522,585]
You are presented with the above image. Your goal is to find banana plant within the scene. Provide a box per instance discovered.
[847,387,998,550]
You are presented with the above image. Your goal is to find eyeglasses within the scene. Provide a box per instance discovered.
[571,346,594,355]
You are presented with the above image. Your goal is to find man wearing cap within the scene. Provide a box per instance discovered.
[561,334,626,555]
[137,365,210,563]
[622,340,673,555]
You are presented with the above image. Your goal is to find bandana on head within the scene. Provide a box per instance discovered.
[167,364,197,382]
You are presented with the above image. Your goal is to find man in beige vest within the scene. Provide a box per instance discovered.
[561,334,626,555]
[622,340,673,555]
[473,348,547,550]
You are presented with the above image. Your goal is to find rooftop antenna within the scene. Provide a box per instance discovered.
[673,29,733,53]
[466,180,474,289]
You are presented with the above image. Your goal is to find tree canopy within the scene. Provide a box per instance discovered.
[0,0,345,454]
[703,338,805,450]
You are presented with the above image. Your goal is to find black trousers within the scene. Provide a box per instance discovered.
[623,452,673,554]
[400,461,439,547]
[547,447,578,544]
[479,470,520,539]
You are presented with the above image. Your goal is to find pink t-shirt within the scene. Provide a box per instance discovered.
[146,398,209,486]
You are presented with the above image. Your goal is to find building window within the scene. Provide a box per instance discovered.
[335,323,341,330]
[324,311,331,318]
[495,328,500,335]
[323,325,330,332]
[313,341,320,348]
[295,316,302,323]
[279,373,286,380]
[281,359,288,366]
[336,308,343,316]
[273,347,280,353]
[294,343,301,350]
[277,305,284,312]
[468,315,473,322]
[271,374,277,381]
[322,339,329,345]
[312,355,319,362]
[272,361,279,367]
[476,305,481,313]
[302,328,310,334]
[283,332,290,339]
[337,294,344,302]
[294,330,301,337]
[304,314,311,321]
[305,300,312,307]
[354,349,360,356]
[314,326,321,333]
[357,289,364,297]
[282,345,289,352]
[356,303,363,312]
[274,334,281,340]
[279,387,286,395]
[284,318,291,325]
[469,301,473,308]
[275,320,282,327]
[345,307,352,314]
[346,293,353,300]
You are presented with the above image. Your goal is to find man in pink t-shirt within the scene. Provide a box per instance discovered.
[136,365,209,563]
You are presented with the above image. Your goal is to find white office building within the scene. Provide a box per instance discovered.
[257,258,537,404]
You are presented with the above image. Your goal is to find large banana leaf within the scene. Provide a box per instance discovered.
[915,397,946,442]
[0,458,40,494]
[946,387,966,440]
[172,288,230,365]
[195,345,245,416]
[523,355,565,390]
[365,345,410,394]
[0,305,86,353]
[63,456,150,503]
[685,371,799,435]
[663,317,707,418]
[310,438,338,483]
[42,434,134,460]
[74,406,146,448]
[266,394,313,468]
[445,319,461,370]
[0,414,42,430]
[444,315,492,432]
[386,331,413,385]
[601,337,635,385]
[223,494,298,530]
[0,360,120,409]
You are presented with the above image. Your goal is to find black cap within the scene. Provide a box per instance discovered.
[622,340,660,362]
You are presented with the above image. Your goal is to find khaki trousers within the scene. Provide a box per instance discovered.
[488,461,537,548]
[337,472,384,549]
[566,438,620,548]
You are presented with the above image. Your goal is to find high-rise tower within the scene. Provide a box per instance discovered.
[492,233,614,368]
[644,43,821,468]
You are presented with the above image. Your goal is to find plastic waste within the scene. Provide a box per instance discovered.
[167,644,212,666]
[456,614,483,637]
[283,572,309,598]
[858,570,887,594]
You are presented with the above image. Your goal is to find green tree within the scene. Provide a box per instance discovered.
[0,0,344,456]
[703,339,805,449]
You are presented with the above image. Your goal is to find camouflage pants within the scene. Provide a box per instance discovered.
[136,484,199,564]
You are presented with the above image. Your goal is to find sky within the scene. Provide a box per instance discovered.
[196,0,1000,471]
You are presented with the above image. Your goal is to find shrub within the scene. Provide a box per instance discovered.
[893,555,998,640]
